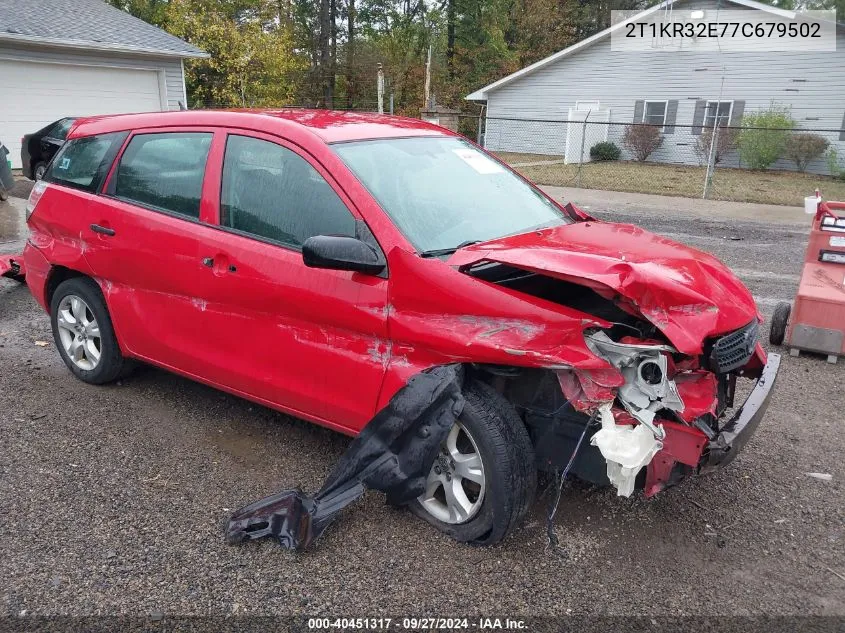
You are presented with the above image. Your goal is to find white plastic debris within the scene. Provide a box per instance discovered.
[590,403,663,497]
[805,472,833,481]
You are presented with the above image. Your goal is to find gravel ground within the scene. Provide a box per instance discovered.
[1,196,844,619]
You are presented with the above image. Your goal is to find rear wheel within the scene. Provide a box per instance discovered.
[33,162,47,181]
[50,277,129,384]
[769,301,791,345]
[411,380,536,545]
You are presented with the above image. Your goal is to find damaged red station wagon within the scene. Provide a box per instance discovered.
[23,110,779,545]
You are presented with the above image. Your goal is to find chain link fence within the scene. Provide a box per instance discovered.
[456,115,845,207]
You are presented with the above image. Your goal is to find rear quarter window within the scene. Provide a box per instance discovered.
[44,132,127,193]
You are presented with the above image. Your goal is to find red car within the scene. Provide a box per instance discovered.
[22,110,779,544]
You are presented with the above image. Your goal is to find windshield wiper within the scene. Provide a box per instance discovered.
[419,240,484,258]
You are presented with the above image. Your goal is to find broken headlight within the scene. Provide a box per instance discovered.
[584,330,686,439]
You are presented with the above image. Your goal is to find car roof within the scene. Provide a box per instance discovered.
[68,109,454,144]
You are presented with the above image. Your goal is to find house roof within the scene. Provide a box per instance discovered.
[0,0,207,59]
[466,0,834,100]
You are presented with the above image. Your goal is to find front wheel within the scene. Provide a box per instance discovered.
[411,380,536,545]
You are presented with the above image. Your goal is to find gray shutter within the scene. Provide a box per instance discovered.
[633,100,645,124]
[840,111,845,141]
[692,100,707,135]
[664,100,678,134]
[729,100,745,127]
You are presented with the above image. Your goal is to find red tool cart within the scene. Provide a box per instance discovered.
[770,195,845,364]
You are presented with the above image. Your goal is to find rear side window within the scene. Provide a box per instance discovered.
[44,132,126,193]
[220,134,355,248]
[113,132,212,219]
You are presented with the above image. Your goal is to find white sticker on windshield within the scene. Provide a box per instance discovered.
[59,157,70,170]
[452,148,504,174]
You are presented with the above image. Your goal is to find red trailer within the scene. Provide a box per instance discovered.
[770,197,845,364]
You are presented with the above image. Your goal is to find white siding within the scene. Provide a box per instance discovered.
[483,0,845,173]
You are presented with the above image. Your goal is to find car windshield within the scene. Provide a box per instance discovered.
[333,136,570,255]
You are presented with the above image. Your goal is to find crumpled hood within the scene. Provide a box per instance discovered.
[447,221,759,355]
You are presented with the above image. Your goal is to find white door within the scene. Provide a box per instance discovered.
[0,60,164,169]
[565,107,611,165]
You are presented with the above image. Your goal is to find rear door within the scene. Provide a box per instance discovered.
[193,131,390,432]
[83,128,217,372]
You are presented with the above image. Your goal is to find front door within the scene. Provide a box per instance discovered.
[192,132,390,433]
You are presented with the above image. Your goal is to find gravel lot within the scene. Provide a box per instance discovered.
[1,194,844,619]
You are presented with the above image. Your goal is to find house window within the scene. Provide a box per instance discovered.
[705,101,733,128]
[642,101,667,128]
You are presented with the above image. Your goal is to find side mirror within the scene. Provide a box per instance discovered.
[302,235,386,275]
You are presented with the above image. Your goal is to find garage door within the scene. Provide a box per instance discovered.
[0,60,164,169]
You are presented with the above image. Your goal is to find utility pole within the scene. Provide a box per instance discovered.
[377,64,384,114]
[423,45,432,110]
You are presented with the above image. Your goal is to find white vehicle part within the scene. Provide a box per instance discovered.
[585,331,685,439]
[590,403,664,497]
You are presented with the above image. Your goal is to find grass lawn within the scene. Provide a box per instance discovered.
[493,152,845,207]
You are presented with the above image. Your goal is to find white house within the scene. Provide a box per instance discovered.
[0,0,207,169]
[466,0,845,173]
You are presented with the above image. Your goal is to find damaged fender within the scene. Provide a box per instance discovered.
[226,364,465,549]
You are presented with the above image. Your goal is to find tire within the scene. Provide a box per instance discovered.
[0,187,8,202]
[769,301,791,345]
[34,162,47,181]
[50,277,129,384]
[410,380,537,545]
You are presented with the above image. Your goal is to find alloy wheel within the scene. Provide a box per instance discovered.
[418,421,486,524]
[56,294,102,371]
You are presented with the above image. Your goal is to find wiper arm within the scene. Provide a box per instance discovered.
[419,240,483,258]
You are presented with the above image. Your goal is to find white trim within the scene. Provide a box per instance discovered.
[0,53,173,74]
[0,32,208,59]
[181,59,188,109]
[465,0,805,100]
[157,70,169,110]
[643,100,668,130]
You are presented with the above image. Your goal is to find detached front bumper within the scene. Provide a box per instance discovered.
[705,352,781,469]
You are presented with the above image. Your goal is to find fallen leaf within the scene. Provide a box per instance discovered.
[34,340,49,347]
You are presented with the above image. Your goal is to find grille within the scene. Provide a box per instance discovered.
[708,320,759,373]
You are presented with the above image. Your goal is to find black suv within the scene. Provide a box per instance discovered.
[21,118,76,181]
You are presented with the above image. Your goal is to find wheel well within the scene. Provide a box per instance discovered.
[45,266,86,307]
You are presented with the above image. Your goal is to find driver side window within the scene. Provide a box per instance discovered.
[220,135,356,248]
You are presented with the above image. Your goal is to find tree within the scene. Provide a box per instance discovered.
[784,133,829,172]
[623,124,662,161]
[694,126,738,166]
[166,0,306,108]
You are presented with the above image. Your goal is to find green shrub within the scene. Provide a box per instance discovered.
[589,141,621,161]
[826,147,844,179]
[784,133,829,172]
[736,104,795,170]
[622,125,662,162]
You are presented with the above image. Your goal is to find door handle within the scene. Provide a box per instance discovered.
[90,224,115,236]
